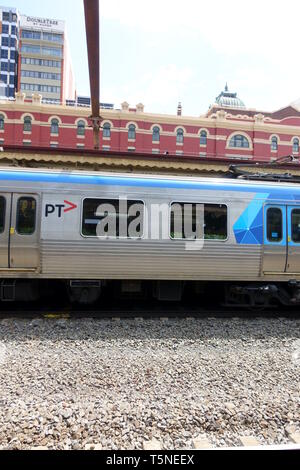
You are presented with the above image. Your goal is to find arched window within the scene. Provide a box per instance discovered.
[176,128,184,144]
[103,123,111,138]
[77,120,85,136]
[293,138,299,154]
[271,136,278,151]
[128,124,136,140]
[51,118,59,135]
[200,130,207,146]
[23,116,32,132]
[152,126,160,142]
[0,114,4,131]
[229,134,250,149]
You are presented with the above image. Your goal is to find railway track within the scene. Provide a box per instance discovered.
[0,301,300,319]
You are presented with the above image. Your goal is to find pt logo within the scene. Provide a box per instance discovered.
[45,200,78,218]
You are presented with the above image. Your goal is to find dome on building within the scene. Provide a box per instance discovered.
[215,83,246,109]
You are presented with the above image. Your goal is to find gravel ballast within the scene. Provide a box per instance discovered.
[0,317,299,450]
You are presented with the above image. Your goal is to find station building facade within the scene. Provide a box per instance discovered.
[1,86,300,164]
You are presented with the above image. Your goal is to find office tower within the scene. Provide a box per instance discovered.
[18,14,75,103]
[0,5,19,99]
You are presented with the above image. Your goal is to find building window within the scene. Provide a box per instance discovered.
[229,134,250,149]
[2,37,9,47]
[200,130,207,146]
[21,45,41,55]
[21,70,61,80]
[21,83,61,94]
[271,136,278,152]
[1,62,8,72]
[103,123,111,138]
[51,119,59,135]
[42,32,63,44]
[22,30,41,40]
[176,128,184,144]
[23,116,32,133]
[42,47,62,58]
[21,57,61,68]
[1,50,8,59]
[0,115,4,131]
[152,126,160,143]
[77,120,85,136]
[293,138,299,154]
[2,24,9,34]
[128,124,136,140]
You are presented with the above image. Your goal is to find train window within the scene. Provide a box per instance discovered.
[0,197,5,233]
[267,207,282,242]
[292,209,300,243]
[82,199,144,238]
[170,203,227,240]
[205,204,228,240]
[16,197,36,235]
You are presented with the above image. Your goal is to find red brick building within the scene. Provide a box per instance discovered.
[1,86,300,164]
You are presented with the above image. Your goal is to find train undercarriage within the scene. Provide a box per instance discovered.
[1,279,300,310]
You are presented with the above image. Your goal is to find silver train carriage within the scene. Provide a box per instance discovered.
[1,166,300,307]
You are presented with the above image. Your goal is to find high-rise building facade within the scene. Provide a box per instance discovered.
[0,6,19,99]
[18,14,75,103]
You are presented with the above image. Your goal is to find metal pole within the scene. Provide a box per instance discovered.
[83,0,100,150]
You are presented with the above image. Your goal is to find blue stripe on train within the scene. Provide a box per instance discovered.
[2,170,300,247]
[1,170,300,198]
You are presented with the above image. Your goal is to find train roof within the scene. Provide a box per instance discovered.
[0,167,300,198]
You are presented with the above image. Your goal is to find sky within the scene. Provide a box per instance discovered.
[4,0,300,116]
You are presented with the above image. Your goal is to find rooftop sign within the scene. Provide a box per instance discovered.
[20,15,65,32]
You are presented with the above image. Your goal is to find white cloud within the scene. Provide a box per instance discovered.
[101,0,300,61]
[100,0,300,113]
[103,64,193,113]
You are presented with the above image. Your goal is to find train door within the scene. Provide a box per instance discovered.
[263,205,287,273]
[0,194,11,268]
[286,206,300,273]
[9,194,39,269]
